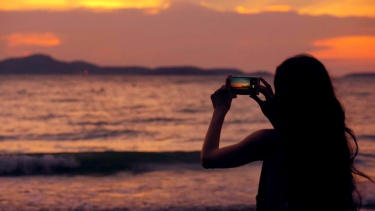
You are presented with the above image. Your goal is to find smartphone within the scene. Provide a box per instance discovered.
[230,76,260,95]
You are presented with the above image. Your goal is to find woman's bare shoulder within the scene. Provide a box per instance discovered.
[246,129,279,142]
[236,129,279,161]
[239,129,279,152]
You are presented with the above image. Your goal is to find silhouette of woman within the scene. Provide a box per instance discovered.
[201,54,373,211]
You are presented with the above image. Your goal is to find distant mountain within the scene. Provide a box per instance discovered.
[343,72,375,78]
[151,66,245,75]
[239,71,273,77]
[0,54,272,76]
[0,54,101,74]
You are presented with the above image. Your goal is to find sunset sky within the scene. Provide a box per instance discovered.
[231,78,250,88]
[1,0,375,76]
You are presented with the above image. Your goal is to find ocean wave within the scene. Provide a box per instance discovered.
[358,135,375,141]
[0,135,19,141]
[226,119,266,124]
[71,120,123,126]
[22,113,68,121]
[0,129,152,142]
[130,117,185,123]
[0,151,201,176]
[42,129,141,140]
[71,117,188,126]
[352,154,375,169]
[176,108,207,113]
[50,98,80,103]
[70,117,187,125]
[0,154,79,175]
[121,104,147,110]
[359,153,375,158]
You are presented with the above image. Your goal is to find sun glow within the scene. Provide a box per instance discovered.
[4,33,61,47]
[298,2,375,18]
[199,0,375,17]
[310,36,375,60]
[235,5,292,14]
[0,0,69,11]
[1,0,374,17]
[0,0,169,11]
[77,0,169,10]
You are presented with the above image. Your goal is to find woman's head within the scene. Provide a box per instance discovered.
[274,54,335,105]
[273,54,343,126]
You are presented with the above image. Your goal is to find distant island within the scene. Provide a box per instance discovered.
[0,54,272,76]
[342,72,375,78]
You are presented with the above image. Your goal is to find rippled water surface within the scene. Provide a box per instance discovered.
[0,75,374,210]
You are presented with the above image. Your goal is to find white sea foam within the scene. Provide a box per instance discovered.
[0,155,79,174]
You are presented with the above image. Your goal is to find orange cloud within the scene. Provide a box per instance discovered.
[78,0,169,10]
[298,2,375,18]
[1,1,374,17]
[235,5,292,14]
[310,36,375,60]
[200,0,375,18]
[0,0,67,11]
[0,0,169,11]
[4,33,61,47]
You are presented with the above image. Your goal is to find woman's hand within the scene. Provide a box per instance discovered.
[210,75,236,114]
[250,77,278,128]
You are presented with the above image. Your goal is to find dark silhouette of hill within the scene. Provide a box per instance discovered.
[0,54,101,74]
[151,66,245,75]
[343,72,375,78]
[101,66,151,75]
[0,54,272,76]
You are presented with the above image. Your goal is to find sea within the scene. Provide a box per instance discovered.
[0,75,374,211]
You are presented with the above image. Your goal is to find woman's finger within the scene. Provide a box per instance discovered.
[259,77,274,94]
[225,76,237,98]
[250,94,263,105]
[258,85,273,101]
[225,75,232,90]
[258,85,268,95]
[260,77,271,89]
[263,85,275,98]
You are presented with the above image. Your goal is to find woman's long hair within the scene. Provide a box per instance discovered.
[274,54,372,210]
